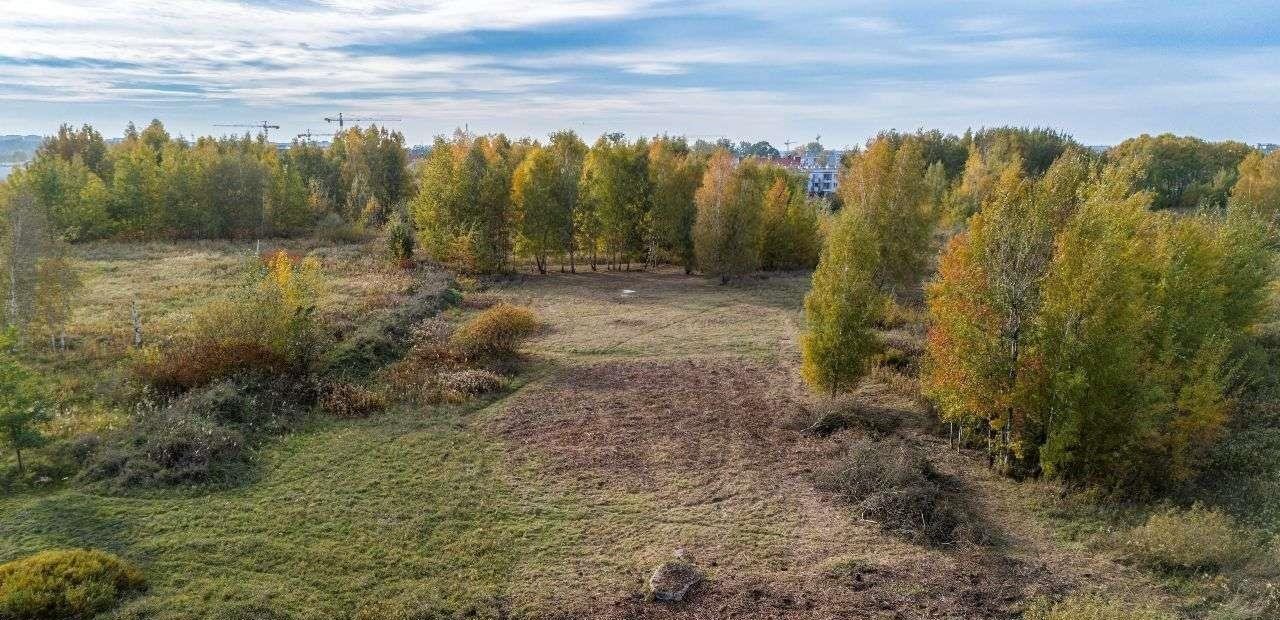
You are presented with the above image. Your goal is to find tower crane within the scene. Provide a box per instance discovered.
[323,112,402,130]
[296,129,335,143]
[212,121,280,139]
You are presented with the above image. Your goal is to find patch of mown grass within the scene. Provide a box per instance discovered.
[0,405,583,619]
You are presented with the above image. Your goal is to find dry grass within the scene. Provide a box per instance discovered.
[474,269,1166,618]
[487,269,811,361]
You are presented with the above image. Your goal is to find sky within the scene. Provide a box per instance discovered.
[0,0,1278,148]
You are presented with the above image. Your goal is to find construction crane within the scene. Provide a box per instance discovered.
[295,129,335,143]
[323,113,402,130]
[213,121,280,139]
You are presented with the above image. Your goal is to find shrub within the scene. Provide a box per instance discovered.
[81,386,249,490]
[803,396,901,437]
[815,437,975,545]
[134,252,326,393]
[385,212,415,266]
[449,303,538,363]
[132,341,286,394]
[436,369,505,402]
[1126,505,1255,572]
[314,211,367,243]
[0,549,145,619]
[320,382,386,419]
[1023,594,1173,620]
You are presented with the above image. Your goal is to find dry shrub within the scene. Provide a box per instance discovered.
[460,292,501,310]
[0,549,146,619]
[436,369,505,402]
[133,340,286,394]
[449,303,538,362]
[1127,505,1256,572]
[804,395,901,437]
[320,382,386,419]
[876,298,927,329]
[815,437,976,546]
[1023,594,1173,620]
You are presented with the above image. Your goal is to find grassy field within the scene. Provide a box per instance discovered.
[0,250,1195,618]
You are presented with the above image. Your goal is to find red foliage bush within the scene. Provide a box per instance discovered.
[134,340,287,394]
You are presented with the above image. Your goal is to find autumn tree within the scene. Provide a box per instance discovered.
[927,150,1272,490]
[759,177,819,270]
[647,138,703,272]
[1230,149,1280,221]
[412,131,517,273]
[693,150,762,282]
[840,136,935,292]
[801,206,882,394]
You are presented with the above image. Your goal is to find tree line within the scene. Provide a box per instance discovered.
[5,120,410,242]
[802,129,1280,495]
[411,130,821,278]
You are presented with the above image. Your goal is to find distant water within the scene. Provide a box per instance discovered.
[0,163,19,180]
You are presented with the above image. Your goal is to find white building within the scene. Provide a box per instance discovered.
[770,153,842,198]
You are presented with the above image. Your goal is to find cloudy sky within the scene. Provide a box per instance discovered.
[1,0,1277,147]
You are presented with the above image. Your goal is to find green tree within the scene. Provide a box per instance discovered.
[1107,133,1251,210]
[801,206,882,394]
[108,142,163,235]
[580,135,649,270]
[547,130,588,271]
[0,329,47,474]
[36,123,110,179]
[7,154,111,240]
[512,147,563,273]
[759,177,820,270]
[647,138,703,272]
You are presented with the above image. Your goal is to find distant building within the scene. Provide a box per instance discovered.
[768,152,842,197]
[1257,143,1279,156]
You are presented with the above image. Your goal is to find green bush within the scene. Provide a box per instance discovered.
[1023,594,1172,620]
[1126,504,1255,572]
[385,212,416,265]
[449,303,539,363]
[0,549,145,619]
[81,385,249,490]
[314,211,368,243]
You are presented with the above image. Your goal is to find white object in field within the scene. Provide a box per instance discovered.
[131,299,142,348]
[620,289,636,298]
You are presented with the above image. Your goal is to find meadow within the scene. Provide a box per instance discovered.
[0,241,1221,619]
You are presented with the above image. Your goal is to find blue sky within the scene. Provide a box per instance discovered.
[1,0,1278,147]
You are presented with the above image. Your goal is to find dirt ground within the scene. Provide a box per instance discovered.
[481,269,1167,618]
